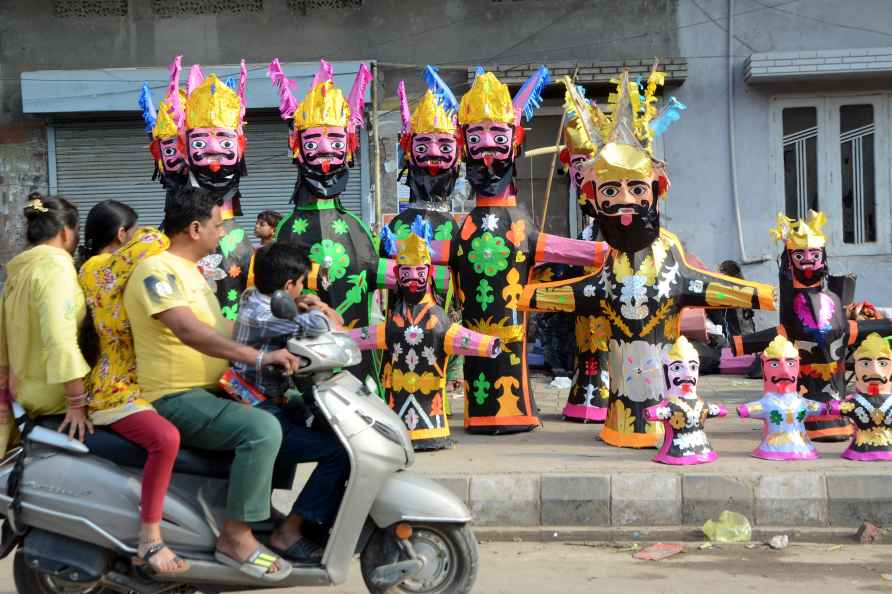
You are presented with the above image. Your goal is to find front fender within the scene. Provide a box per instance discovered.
[370,472,471,528]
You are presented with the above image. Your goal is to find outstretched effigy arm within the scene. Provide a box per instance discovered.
[665,232,776,311]
[533,232,610,270]
[731,326,782,356]
[707,403,728,418]
[517,271,605,316]
[305,259,451,296]
[346,324,386,351]
[443,323,501,358]
[737,399,768,419]
[802,398,829,418]
[644,401,672,422]
[826,398,856,418]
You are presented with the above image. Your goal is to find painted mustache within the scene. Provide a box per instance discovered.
[860,376,889,384]
[770,376,795,383]
[193,150,236,163]
[469,146,510,167]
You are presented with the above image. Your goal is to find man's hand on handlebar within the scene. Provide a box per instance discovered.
[262,348,303,375]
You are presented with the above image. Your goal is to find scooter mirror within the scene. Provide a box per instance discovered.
[270,289,299,320]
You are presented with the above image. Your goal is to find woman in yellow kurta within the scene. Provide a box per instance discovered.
[0,195,92,450]
[78,200,187,574]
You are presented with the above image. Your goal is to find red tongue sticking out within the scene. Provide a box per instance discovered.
[681,384,692,394]
[209,161,221,173]
[483,154,494,168]
[804,268,814,279]
[321,159,331,174]
[620,213,633,226]
[428,164,440,177]
[869,383,881,396]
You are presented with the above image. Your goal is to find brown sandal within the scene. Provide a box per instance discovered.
[134,542,190,575]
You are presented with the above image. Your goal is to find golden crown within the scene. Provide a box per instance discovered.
[412,90,457,135]
[854,333,892,360]
[769,210,827,250]
[559,64,669,182]
[666,335,699,363]
[294,80,350,130]
[458,71,514,126]
[185,74,243,130]
[397,233,432,267]
[763,335,799,359]
[152,97,181,140]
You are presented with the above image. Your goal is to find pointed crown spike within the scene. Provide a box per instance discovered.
[854,333,892,360]
[412,90,457,135]
[294,70,350,130]
[763,335,799,360]
[665,336,699,364]
[769,210,827,250]
[185,73,243,130]
[458,71,514,126]
[397,232,432,266]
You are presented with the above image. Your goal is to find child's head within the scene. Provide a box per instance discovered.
[255,210,283,242]
[254,242,310,298]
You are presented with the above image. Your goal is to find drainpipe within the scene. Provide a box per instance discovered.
[728,0,769,264]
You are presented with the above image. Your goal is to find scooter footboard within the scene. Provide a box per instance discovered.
[369,472,471,528]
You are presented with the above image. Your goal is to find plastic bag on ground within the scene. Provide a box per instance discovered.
[702,511,752,543]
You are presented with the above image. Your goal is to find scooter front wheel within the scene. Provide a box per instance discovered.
[360,523,479,594]
[12,550,112,594]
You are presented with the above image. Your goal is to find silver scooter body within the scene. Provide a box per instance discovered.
[0,328,473,592]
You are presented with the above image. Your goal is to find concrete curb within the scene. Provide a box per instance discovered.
[473,526,863,544]
[430,472,892,530]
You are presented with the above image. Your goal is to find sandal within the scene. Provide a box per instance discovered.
[214,545,292,582]
[133,542,190,575]
[271,536,324,564]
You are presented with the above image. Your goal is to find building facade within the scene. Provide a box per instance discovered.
[1,0,891,307]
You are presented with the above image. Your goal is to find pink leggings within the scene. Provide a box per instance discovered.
[110,411,180,523]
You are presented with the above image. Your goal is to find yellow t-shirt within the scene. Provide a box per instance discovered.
[123,251,229,402]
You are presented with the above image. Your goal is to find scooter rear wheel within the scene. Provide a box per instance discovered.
[12,550,112,594]
[360,523,479,594]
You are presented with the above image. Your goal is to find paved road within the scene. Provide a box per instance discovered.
[0,541,889,593]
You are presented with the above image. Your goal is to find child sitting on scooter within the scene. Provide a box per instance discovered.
[230,242,349,564]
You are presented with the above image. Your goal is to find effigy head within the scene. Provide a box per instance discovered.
[396,67,462,206]
[853,333,892,396]
[563,66,684,253]
[268,59,372,200]
[663,336,700,399]
[761,335,800,394]
[183,63,248,208]
[458,66,548,197]
[769,210,828,287]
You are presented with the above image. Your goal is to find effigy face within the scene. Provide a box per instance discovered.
[398,263,431,299]
[665,357,699,398]
[464,120,513,167]
[410,132,458,172]
[187,127,242,171]
[155,136,188,174]
[855,353,892,395]
[762,354,800,393]
[788,247,827,285]
[294,125,348,173]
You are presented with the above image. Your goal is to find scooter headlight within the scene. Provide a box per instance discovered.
[364,376,378,396]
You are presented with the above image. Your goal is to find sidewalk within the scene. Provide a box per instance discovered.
[276,373,892,539]
[418,374,891,534]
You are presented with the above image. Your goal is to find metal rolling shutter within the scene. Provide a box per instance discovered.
[53,114,366,230]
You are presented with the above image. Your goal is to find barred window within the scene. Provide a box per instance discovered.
[288,0,362,13]
[54,0,128,17]
[152,0,263,17]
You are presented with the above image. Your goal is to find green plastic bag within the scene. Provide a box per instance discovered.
[702,511,752,543]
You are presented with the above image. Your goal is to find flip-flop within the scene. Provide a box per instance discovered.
[133,543,190,575]
[214,545,292,582]
[270,536,324,564]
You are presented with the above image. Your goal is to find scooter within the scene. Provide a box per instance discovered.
[0,291,479,593]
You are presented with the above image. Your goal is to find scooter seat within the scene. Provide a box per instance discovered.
[35,416,233,479]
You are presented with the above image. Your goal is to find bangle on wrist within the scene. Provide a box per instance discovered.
[255,351,265,372]
[66,392,88,409]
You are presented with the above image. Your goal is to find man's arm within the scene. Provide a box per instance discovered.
[157,306,298,371]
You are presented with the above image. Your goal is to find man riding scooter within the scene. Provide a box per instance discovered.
[124,185,301,581]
